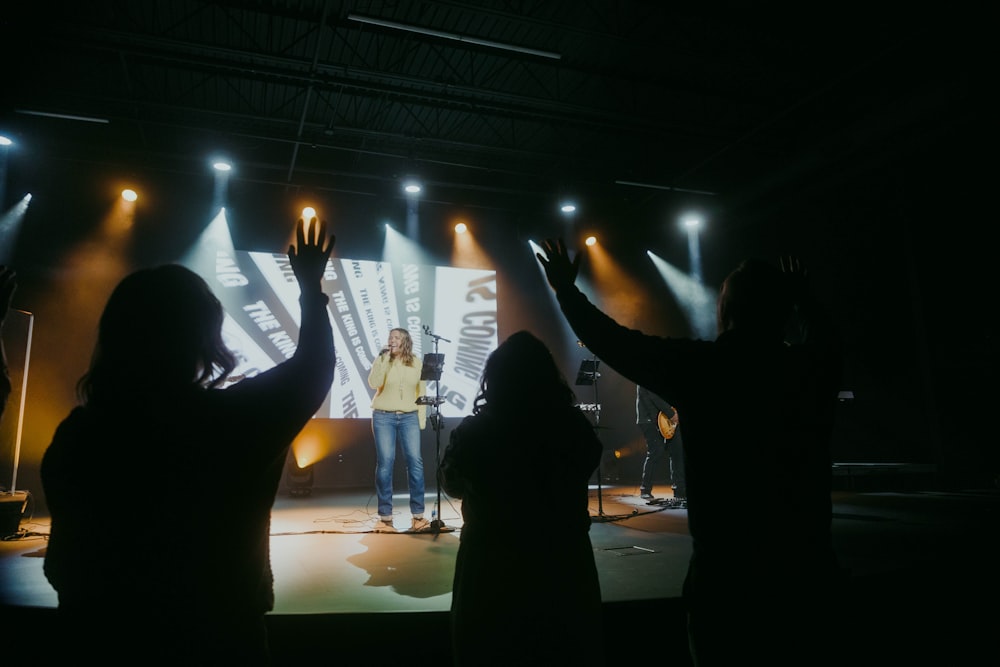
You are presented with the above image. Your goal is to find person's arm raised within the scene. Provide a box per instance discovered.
[535,238,673,393]
[535,238,581,292]
[289,217,334,301]
[287,217,335,375]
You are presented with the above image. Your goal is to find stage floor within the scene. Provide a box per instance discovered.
[2,483,999,665]
[1,484,696,612]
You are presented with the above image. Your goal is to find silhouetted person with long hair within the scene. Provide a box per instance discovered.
[537,241,843,667]
[41,218,335,665]
[440,330,604,667]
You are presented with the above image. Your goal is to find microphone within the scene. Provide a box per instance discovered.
[423,325,431,335]
[380,347,389,356]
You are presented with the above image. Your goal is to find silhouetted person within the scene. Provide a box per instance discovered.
[440,330,604,667]
[537,241,843,667]
[41,218,335,665]
[636,384,685,501]
[0,266,16,422]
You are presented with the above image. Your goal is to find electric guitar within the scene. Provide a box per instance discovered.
[657,410,678,440]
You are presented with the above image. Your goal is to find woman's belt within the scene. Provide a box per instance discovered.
[373,408,416,414]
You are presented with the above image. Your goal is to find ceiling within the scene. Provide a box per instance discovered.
[2,1,966,224]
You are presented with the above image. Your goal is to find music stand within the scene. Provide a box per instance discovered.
[418,344,453,534]
[575,356,630,522]
[575,359,600,387]
[421,354,444,382]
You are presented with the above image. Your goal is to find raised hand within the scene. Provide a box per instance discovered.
[535,238,581,291]
[288,217,335,294]
[779,255,806,277]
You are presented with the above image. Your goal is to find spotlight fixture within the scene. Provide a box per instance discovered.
[0,136,11,146]
[455,222,467,233]
[585,236,597,247]
[121,189,138,202]
[560,202,577,214]
[0,491,29,539]
[286,458,315,498]
[403,182,422,194]
[212,160,232,172]
[302,206,317,220]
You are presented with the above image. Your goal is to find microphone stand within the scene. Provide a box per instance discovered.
[418,326,453,535]
[575,348,632,523]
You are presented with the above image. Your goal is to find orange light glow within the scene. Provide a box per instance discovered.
[450,217,492,269]
[290,421,341,468]
[585,240,654,327]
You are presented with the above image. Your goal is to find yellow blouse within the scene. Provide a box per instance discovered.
[368,354,427,429]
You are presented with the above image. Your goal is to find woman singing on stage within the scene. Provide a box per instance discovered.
[368,327,429,532]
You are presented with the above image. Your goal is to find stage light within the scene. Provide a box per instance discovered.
[302,206,317,220]
[646,251,717,339]
[560,202,576,214]
[121,189,138,202]
[211,159,233,212]
[0,491,28,539]
[585,236,597,247]
[403,181,421,194]
[286,458,315,498]
[680,212,705,285]
[451,217,490,267]
[0,136,11,146]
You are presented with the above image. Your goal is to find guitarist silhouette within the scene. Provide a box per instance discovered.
[636,385,685,502]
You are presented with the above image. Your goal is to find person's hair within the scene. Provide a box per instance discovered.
[77,264,237,406]
[472,330,575,415]
[391,327,416,366]
[716,258,791,339]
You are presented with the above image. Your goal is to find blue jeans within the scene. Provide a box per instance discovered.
[372,410,425,518]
